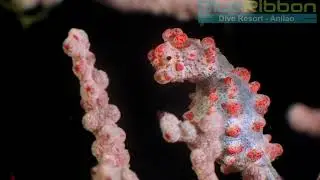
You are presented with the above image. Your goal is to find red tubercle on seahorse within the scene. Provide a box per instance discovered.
[249,81,260,93]
[255,94,271,115]
[226,144,244,155]
[232,67,251,83]
[246,148,264,162]
[222,101,243,117]
[226,125,241,137]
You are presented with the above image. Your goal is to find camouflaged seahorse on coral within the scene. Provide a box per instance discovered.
[147,28,283,180]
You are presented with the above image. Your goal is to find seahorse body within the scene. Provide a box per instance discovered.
[147,28,283,180]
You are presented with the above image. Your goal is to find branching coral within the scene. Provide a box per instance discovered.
[147,28,283,180]
[287,103,320,137]
[2,0,254,28]
[97,0,254,21]
[63,28,139,180]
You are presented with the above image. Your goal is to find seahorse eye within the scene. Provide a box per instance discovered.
[166,56,172,61]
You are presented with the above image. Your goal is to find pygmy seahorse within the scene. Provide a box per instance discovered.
[147,28,283,180]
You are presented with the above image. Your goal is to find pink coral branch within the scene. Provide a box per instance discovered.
[97,0,254,21]
[63,28,139,180]
[287,103,320,137]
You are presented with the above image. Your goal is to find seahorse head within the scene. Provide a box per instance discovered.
[147,28,218,84]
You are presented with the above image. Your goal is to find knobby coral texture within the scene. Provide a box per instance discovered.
[98,0,254,21]
[63,28,139,180]
[287,103,320,137]
[147,28,283,180]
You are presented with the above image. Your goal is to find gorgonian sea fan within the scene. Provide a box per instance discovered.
[63,28,139,180]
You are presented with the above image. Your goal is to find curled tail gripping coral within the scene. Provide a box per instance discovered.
[147,28,283,180]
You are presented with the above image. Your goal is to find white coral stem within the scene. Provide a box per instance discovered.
[63,28,139,180]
